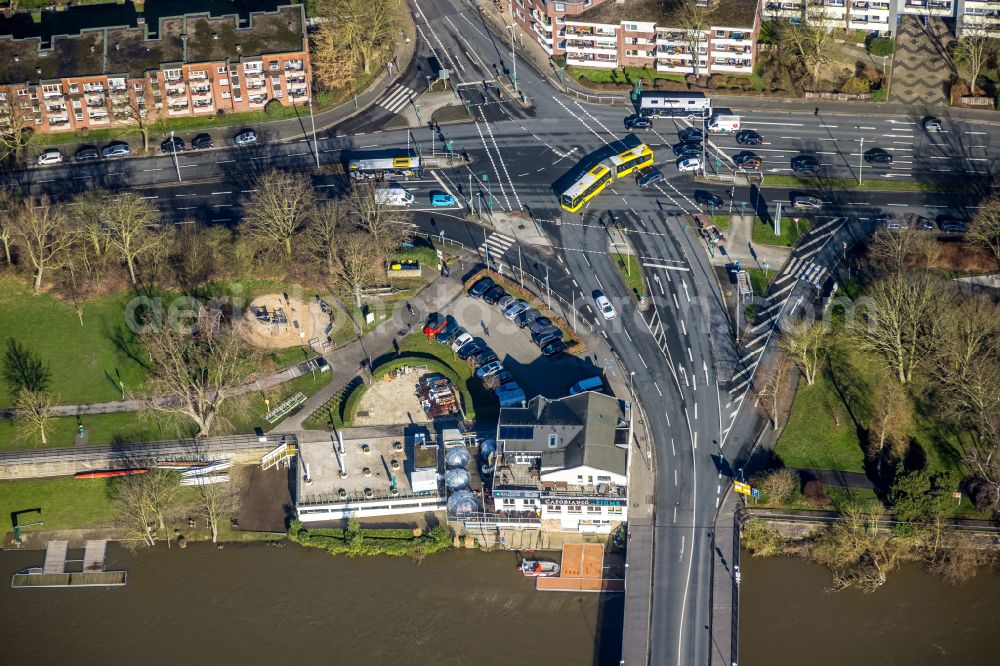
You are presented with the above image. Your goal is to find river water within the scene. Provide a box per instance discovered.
[740,554,999,665]
[0,543,621,666]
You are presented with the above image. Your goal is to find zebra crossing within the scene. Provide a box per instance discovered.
[479,232,516,261]
[794,259,829,286]
[376,84,417,114]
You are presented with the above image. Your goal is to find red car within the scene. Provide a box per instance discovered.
[423,313,448,336]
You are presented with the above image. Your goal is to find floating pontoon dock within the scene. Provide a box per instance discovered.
[11,540,127,588]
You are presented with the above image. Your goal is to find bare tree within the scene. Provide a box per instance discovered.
[776,3,836,89]
[0,95,34,165]
[141,310,261,437]
[104,192,161,284]
[867,227,937,274]
[8,199,77,292]
[954,28,996,95]
[141,468,183,531]
[852,271,944,384]
[967,193,1000,263]
[242,170,318,257]
[868,378,913,478]
[336,230,383,307]
[318,0,399,75]
[0,187,18,264]
[810,501,899,592]
[13,388,55,445]
[757,356,792,430]
[311,22,357,90]
[676,1,711,78]
[196,469,245,543]
[348,182,410,262]
[302,202,346,278]
[114,472,159,549]
[112,78,161,152]
[779,320,826,385]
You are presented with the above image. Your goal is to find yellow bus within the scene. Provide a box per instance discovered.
[609,143,654,178]
[559,164,613,213]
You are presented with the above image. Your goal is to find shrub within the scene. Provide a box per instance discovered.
[841,76,871,95]
[742,519,785,557]
[869,37,894,57]
[803,480,829,506]
[263,99,285,118]
[756,468,800,504]
[871,88,888,103]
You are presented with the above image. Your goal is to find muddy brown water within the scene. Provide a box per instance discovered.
[740,553,999,665]
[0,543,622,666]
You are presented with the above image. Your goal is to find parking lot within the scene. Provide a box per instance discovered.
[441,293,605,401]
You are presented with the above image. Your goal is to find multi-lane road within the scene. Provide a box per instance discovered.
[3,0,997,663]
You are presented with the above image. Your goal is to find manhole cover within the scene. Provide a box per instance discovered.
[517,224,525,230]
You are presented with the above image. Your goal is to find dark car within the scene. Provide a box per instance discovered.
[913,215,934,231]
[191,133,214,150]
[624,115,652,130]
[474,351,498,368]
[516,309,541,328]
[160,136,185,153]
[673,141,703,157]
[482,285,507,305]
[636,167,664,189]
[678,127,704,143]
[434,317,459,343]
[457,338,488,360]
[74,146,100,162]
[531,326,561,346]
[528,317,553,335]
[695,191,725,208]
[468,277,495,299]
[735,129,762,145]
[791,155,820,174]
[937,216,967,233]
[541,338,568,358]
[423,313,448,336]
[864,148,893,164]
[734,152,763,169]
[492,370,515,387]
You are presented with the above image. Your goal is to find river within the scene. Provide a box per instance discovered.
[740,554,999,665]
[0,543,622,666]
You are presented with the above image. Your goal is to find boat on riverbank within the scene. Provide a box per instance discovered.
[74,469,147,479]
[520,560,560,577]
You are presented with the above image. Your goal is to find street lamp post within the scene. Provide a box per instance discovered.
[506,24,518,91]
[857,133,865,185]
[308,97,320,168]
[629,371,636,396]
[170,130,182,182]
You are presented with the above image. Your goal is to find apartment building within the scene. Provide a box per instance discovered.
[0,4,310,134]
[511,0,762,76]
[764,0,997,37]
[485,392,633,534]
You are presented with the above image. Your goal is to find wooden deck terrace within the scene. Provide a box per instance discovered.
[535,543,625,592]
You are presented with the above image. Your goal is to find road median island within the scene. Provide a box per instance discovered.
[761,174,978,193]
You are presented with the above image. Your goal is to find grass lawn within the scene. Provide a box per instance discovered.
[0,278,148,407]
[396,333,494,420]
[751,216,812,247]
[710,214,731,231]
[746,268,775,297]
[569,66,685,86]
[224,370,333,434]
[611,253,646,298]
[0,411,192,451]
[0,477,117,531]
[761,175,975,193]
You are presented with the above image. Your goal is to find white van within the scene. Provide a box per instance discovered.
[569,376,604,396]
[375,184,415,206]
[707,114,741,134]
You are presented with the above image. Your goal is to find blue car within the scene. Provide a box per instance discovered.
[431,192,456,207]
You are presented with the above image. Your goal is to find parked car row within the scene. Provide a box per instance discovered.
[876,212,967,234]
[468,276,567,358]
[35,129,255,166]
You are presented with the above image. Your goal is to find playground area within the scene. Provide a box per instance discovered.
[241,293,331,350]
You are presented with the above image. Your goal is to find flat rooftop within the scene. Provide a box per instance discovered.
[0,4,304,85]
[577,0,758,28]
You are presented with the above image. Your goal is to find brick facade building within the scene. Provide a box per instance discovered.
[0,4,310,134]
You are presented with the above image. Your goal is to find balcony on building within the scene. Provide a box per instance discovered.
[192,99,214,112]
[536,34,555,54]
[565,40,618,54]
[712,58,753,73]
[168,102,189,115]
[285,59,305,70]
[47,115,69,126]
[565,53,618,68]
[248,93,268,105]
[88,112,110,124]
[288,86,309,99]
[46,103,66,113]
[188,70,208,81]
[563,23,617,38]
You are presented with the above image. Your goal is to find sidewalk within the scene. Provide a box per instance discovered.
[709,214,793,270]
[275,275,466,432]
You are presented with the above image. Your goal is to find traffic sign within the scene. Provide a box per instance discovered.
[734,481,751,495]
[751,488,760,499]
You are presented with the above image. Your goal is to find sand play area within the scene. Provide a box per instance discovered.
[241,293,331,350]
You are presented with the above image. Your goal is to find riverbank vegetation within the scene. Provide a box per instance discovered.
[288,518,451,559]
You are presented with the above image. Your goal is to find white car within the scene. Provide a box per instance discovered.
[595,294,617,320]
[234,129,258,146]
[36,149,63,166]
[676,157,702,173]
[503,300,530,321]
[451,332,473,352]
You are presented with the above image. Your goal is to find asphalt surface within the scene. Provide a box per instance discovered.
[3,0,998,664]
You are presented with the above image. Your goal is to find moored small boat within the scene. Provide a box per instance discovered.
[520,559,560,577]
[75,469,148,479]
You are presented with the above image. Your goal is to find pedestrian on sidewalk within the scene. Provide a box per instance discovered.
[481,320,489,336]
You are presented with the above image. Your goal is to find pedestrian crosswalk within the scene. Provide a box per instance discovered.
[479,232,515,261]
[376,84,416,113]
[795,260,829,286]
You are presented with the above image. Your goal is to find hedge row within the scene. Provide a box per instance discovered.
[464,269,586,355]
[370,355,475,420]
[287,520,452,558]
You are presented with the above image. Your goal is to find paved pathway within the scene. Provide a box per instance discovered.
[892,17,955,106]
